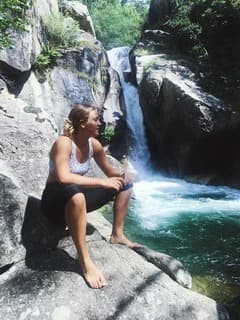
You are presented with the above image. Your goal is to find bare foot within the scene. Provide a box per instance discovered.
[79,259,107,289]
[110,234,141,249]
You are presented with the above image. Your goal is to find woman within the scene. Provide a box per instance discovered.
[41,103,139,289]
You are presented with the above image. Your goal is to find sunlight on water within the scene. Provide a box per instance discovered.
[104,175,239,317]
[131,176,240,230]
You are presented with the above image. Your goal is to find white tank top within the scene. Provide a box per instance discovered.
[49,138,94,176]
[69,139,93,175]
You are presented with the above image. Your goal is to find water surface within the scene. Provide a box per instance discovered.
[103,175,240,317]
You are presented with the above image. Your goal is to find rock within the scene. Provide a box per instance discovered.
[0,28,33,72]
[136,54,240,187]
[17,43,110,131]
[0,88,57,196]
[103,67,123,125]
[0,0,59,72]
[59,0,96,36]
[134,245,192,289]
[0,174,27,267]
[0,210,230,320]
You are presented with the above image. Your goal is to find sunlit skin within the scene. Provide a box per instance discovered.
[47,109,140,289]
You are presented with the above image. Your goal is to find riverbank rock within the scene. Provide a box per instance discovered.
[0,209,230,320]
[135,245,192,289]
[135,53,240,188]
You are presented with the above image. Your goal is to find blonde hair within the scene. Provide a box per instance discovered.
[63,103,97,137]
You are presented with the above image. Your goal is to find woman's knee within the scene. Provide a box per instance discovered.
[67,192,86,210]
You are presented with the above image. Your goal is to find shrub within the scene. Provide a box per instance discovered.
[167,0,240,64]
[101,125,115,145]
[33,43,61,82]
[42,13,80,48]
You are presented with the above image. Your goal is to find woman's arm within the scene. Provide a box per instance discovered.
[51,136,123,190]
[92,138,133,184]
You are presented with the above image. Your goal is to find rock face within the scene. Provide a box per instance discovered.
[59,0,96,36]
[0,211,230,320]
[18,42,110,131]
[0,0,122,274]
[0,0,59,72]
[135,53,240,188]
[0,85,57,195]
[0,174,27,267]
[132,0,240,188]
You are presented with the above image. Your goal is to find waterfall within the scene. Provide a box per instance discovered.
[107,47,151,174]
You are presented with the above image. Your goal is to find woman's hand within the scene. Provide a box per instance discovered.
[121,171,133,185]
[102,177,124,191]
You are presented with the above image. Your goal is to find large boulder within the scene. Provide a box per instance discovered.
[0,85,57,196]
[136,54,240,187]
[0,0,59,72]
[17,40,110,131]
[0,211,230,320]
[0,174,27,268]
[59,0,96,36]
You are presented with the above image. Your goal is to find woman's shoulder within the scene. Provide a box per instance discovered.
[90,137,103,152]
[51,135,72,154]
[56,135,72,144]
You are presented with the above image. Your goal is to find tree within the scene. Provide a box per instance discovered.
[167,0,240,64]
[86,0,148,48]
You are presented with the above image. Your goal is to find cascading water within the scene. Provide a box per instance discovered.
[107,47,151,174]
[106,47,240,314]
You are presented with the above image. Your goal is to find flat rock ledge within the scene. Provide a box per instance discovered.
[0,210,229,320]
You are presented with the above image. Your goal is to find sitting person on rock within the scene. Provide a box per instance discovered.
[41,103,139,289]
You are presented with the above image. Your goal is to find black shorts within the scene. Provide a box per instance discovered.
[40,182,133,225]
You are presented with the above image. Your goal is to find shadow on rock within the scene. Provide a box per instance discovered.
[20,196,95,275]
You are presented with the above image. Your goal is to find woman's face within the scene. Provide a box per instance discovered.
[84,109,101,137]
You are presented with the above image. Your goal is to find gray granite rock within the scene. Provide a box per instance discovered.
[0,210,230,320]
[136,54,240,187]
[0,0,59,72]
[59,0,96,36]
[0,86,57,196]
[0,174,26,267]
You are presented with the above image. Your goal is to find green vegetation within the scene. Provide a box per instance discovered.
[42,13,80,48]
[101,125,115,145]
[143,59,156,74]
[81,0,149,48]
[166,0,240,65]
[0,0,31,48]
[33,43,61,82]
[77,39,100,51]
[33,12,81,81]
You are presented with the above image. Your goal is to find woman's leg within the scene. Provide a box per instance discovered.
[64,193,107,289]
[110,188,140,248]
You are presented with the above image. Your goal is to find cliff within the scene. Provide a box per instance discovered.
[132,0,240,188]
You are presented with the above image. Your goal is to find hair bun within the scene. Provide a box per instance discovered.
[63,118,74,137]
